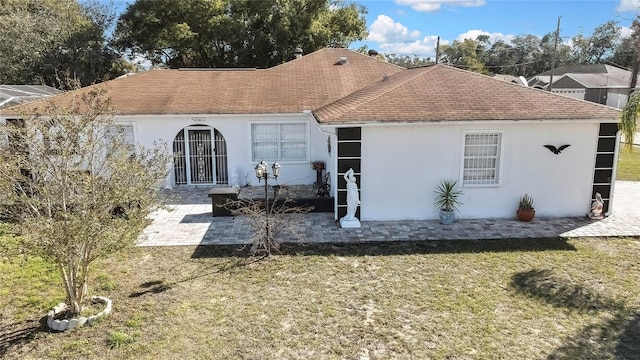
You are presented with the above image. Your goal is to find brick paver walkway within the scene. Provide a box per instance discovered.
[138,181,640,247]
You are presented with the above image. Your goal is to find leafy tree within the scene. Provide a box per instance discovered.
[383,53,433,68]
[571,20,621,64]
[438,38,487,74]
[0,88,170,316]
[0,0,130,88]
[609,35,636,69]
[114,0,368,68]
[621,91,639,150]
[618,16,640,148]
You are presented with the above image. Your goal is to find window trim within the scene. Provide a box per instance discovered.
[460,130,504,187]
[250,121,309,163]
[106,123,136,154]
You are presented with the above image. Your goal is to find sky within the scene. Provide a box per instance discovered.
[353,0,640,58]
[110,0,640,60]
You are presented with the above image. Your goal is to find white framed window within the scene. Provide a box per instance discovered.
[106,124,135,153]
[251,121,308,162]
[462,131,503,186]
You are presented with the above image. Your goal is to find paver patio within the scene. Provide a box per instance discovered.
[138,181,640,246]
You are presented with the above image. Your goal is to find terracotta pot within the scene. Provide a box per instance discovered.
[517,208,535,222]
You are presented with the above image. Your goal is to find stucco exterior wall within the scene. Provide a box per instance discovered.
[358,122,601,220]
[116,113,329,187]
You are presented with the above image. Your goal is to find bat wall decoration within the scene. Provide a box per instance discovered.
[543,144,571,154]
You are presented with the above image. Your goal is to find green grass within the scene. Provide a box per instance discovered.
[617,145,640,181]
[0,225,64,321]
[106,330,140,349]
[2,239,640,359]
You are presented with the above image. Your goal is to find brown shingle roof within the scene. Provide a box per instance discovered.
[0,48,404,116]
[314,64,622,124]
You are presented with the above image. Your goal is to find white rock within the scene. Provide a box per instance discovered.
[68,318,79,330]
[77,317,87,326]
[50,320,61,331]
[59,319,69,331]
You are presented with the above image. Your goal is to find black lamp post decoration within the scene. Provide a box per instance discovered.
[254,160,280,241]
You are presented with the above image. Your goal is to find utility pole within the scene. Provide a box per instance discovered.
[548,16,561,92]
[435,36,440,64]
[631,49,639,94]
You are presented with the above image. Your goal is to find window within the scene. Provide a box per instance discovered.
[251,122,307,162]
[106,124,135,153]
[462,131,502,186]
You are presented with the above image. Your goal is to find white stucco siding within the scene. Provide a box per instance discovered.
[117,113,328,187]
[360,122,600,221]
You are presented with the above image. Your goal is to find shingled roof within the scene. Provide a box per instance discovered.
[313,64,622,124]
[0,48,404,116]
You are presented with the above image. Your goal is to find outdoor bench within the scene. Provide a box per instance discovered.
[208,187,240,217]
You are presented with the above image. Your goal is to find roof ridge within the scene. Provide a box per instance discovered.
[315,65,436,120]
[266,47,407,72]
[344,48,407,70]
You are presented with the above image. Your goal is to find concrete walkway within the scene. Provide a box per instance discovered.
[138,181,640,247]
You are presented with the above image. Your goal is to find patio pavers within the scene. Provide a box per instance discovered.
[138,181,640,247]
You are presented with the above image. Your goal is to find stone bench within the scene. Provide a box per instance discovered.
[207,187,240,217]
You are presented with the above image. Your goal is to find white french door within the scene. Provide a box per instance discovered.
[173,126,228,186]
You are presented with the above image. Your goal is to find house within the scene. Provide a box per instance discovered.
[0,85,62,108]
[528,64,639,109]
[315,65,621,219]
[0,48,622,221]
[492,74,528,87]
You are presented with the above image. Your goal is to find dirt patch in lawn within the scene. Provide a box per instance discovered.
[2,237,640,359]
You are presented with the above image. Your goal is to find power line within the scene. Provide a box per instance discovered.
[445,59,542,70]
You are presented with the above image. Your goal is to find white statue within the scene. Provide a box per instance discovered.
[589,192,604,220]
[340,168,361,228]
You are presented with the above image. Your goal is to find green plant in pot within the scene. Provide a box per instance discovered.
[433,179,463,224]
[517,193,535,222]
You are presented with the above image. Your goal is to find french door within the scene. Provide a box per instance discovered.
[173,126,228,186]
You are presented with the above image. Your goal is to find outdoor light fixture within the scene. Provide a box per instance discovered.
[271,161,280,178]
[253,160,281,245]
[254,160,281,209]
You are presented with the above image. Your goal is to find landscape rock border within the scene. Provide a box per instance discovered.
[46,296,112,331]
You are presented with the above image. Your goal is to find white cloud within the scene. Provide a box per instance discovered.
[456,30,515,44]
[366,18,514,59]
[616,0,640,12]
[620,26,633,38]
[368,15,421,43]
[396,0,486,12]
[379,36,449,59]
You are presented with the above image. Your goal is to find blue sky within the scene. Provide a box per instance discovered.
[110,0,640,60]
[353,0,640,58]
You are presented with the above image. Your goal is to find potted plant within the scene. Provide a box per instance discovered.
[517,193,535,222]
[433,179,463,224]
[311,161,325,171]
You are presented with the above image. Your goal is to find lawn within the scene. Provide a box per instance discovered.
[2,237,640,359]
[617,145,640,181]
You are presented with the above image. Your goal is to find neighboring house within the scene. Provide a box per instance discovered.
[0,85,62,108]
[492,74,528,87]
[528,64,639,109]
[0,49,622,221]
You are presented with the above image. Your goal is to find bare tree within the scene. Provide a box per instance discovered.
[0,88,170,316]
[224,190,312,256]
